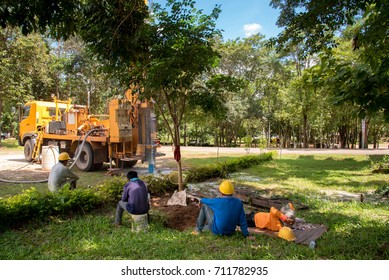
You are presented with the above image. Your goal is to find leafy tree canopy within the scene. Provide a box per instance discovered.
[0,1,149,68]
[270,0,388,54]
[0,0,81,39]
[270,0,389,119]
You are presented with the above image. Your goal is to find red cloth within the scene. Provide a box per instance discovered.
[174,145,181,162]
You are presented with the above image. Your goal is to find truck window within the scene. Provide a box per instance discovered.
[47,107,56,117]
[47,107,67,116]
[22,106,31,120]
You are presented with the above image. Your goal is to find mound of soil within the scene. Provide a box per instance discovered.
[150,193,199,231]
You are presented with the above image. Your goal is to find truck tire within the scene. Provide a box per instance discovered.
[75,143,95,172]
[24,138,35,162]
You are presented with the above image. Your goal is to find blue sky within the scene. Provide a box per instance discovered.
[152,0,283,41]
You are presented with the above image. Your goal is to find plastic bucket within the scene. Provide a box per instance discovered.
[42,146,59,171]
[130,214,148,233]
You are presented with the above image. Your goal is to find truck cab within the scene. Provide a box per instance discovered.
[19,101,71,160]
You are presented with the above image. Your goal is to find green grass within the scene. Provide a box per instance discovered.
[0,138,22,150]
[0,153,388,260]
[240,154,387,193]
[0,207,316,260]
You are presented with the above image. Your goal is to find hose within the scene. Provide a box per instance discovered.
[0,145,57,184]
[0,178,49,184]
[69,128,106,170]
[0,128,106,184]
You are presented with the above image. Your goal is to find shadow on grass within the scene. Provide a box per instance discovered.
[246,156,389,191]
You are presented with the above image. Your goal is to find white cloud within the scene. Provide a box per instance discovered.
[243,23,263,37]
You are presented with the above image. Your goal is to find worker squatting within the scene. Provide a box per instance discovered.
[120,265,205,276]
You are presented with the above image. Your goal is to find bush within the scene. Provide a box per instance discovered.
[96,176,127,203]
[185,152,274,183]
[0,186,104,232]
[142,174,177,194]
[95,174,177,197]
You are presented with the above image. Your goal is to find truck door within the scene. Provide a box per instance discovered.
[19,103,36,144]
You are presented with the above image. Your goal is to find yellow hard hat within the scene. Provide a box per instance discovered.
[58,152,71,161]
[219,180,234,195]
[278,227,296,241]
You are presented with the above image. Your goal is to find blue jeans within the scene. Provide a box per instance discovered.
[114,201,128,224]
[115,201,149,225]
[195,204,214,232]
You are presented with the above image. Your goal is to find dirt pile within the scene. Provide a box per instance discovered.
[150,193,199,231]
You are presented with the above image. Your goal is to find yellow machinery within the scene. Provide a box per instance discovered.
[18,92,157,171]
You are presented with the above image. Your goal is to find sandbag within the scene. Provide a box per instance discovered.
[167,189,187,206]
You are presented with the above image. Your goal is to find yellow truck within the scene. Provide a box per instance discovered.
[18,91,157,171]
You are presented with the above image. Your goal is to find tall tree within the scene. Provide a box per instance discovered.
[0,28,52,137]
[136,0,221,190]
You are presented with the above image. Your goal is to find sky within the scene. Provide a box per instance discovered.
[152,0,283,41]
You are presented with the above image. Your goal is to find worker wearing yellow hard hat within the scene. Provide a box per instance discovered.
[58,152,71,161]
[192,180,252,239]
[245,202,297,241]
[218,179,234,195]
[246,202,296,231]
[48,152,79,192]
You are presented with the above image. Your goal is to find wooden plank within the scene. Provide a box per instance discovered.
[187,187,309,210]
[234,191,309,210]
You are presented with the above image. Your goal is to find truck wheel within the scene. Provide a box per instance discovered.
[75,143,94,171]
[24,139,35,162]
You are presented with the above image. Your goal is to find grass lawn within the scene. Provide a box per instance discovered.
[0,152,388,260]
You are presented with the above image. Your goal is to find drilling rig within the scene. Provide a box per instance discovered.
[18,90,157,171]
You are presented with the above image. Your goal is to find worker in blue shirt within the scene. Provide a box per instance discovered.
[192,180,252,238]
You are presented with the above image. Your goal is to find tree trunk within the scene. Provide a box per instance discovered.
[362,118,370,149]
[177,159,183,190]
[173,125,184,191]
[0,91,3,142]
[338,125,348,149]
[183,122,187,146]
[303,113,308,148]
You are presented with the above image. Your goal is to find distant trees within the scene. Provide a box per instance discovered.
[271,0,389,119]
[0,29,124,137]
[1,0,149,138]
[1,0,388,151]
[0,28,52,136]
